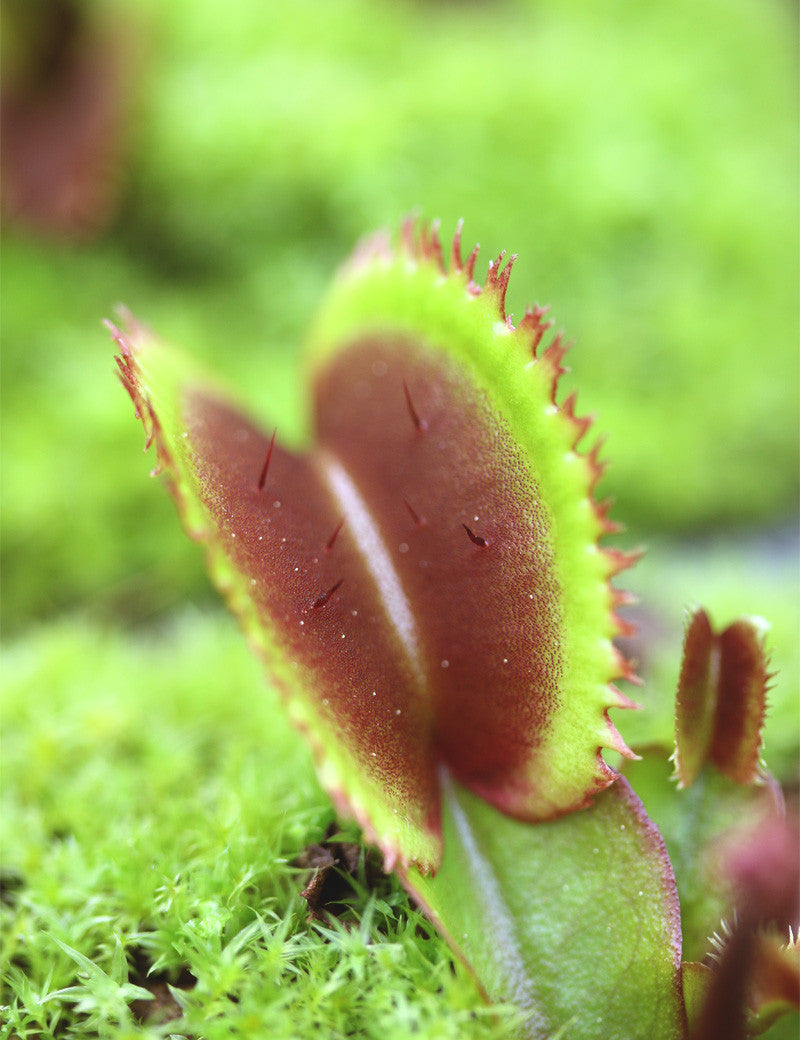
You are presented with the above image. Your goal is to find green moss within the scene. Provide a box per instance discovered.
[0,614,521,1039]
[3,607,797,1036]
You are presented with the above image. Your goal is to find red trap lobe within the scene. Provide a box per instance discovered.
[182,331,564,835]
[313,336,563,818]
[183,387,440,842]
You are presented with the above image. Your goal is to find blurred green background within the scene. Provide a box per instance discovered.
[1,0,798,1033]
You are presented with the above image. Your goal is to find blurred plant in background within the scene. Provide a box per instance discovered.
[1,0,797,1036]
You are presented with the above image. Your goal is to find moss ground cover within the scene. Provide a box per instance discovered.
[1,614,523,1039]
[2,594,796,1037]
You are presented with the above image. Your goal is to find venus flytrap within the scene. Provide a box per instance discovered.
[110,220,638,872]
[627,609,798,1039]
[113,220,798,1038]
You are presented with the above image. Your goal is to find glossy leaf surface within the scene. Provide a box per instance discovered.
[405,775,688,1040]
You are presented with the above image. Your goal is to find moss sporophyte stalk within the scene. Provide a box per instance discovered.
[112,219,799,1039]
